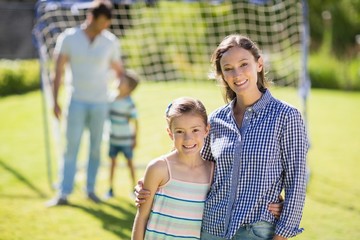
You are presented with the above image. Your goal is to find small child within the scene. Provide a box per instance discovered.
[131,97,214,240]
[105,70,139,199]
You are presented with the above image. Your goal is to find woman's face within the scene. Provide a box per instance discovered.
[220,47,263,96]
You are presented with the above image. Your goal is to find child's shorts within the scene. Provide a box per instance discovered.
[108,144,133,160]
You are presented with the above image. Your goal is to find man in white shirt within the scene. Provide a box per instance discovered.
[47,0,125,207]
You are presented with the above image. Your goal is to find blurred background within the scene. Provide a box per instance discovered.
[1,0,359,93]
[0,0,359,239]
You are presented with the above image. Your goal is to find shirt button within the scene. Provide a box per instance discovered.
[248,108,252,112]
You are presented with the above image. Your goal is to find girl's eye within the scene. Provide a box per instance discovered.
[240,63,248,67]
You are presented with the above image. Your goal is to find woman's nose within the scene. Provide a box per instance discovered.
[233,67,243,77]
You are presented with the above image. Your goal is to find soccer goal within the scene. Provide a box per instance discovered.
[33,0,310,189]
[34,0,310,84]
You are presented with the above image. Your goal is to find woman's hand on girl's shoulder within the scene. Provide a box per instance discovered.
[134,178,148,207]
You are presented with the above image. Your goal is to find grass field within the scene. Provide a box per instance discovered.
[1,81,359,240]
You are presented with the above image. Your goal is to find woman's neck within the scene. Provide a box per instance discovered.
[232,89,263,127]
[235,89,262,112]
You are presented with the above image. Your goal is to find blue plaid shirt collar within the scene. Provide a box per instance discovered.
[229,89,272,116]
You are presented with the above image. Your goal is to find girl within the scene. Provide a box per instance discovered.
[132,97,214,240]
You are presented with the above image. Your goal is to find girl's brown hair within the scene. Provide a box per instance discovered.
[165,97,208,128]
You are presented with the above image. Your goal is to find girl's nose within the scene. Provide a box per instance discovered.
[184,132,192,140]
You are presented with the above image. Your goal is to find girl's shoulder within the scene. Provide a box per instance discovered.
[141,157,170,192]
[146,157,168,172]
[144,156,170,187]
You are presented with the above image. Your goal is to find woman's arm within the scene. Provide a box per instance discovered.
[135,171,284,219]
[275,109,309,238]
[131,159,167,240]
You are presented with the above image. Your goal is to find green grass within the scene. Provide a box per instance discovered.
[1,81,360,239]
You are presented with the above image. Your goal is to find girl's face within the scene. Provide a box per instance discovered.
[167,114,209,157]
[220,47,263,96]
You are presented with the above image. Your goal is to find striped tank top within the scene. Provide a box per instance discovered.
[144,158,213,240]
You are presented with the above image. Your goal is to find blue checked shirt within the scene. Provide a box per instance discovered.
[200,90,308,239]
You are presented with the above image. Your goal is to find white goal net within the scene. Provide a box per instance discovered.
[33,0,310,188]
[34,0,309,86]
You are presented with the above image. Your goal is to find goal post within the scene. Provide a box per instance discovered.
[33,0,311,189]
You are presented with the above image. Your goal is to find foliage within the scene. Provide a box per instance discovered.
[309,51,360,91]
[0,60,40,96]
[308,0,360,57]
[1,1,359,95]
[308,16,360,92]
[121,1,214,81]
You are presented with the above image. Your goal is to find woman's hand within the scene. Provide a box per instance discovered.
[273,235,287,240]
[134,178,151,207]
[268,195,284,219]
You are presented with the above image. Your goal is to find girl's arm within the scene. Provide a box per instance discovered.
[131,159,168,240]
